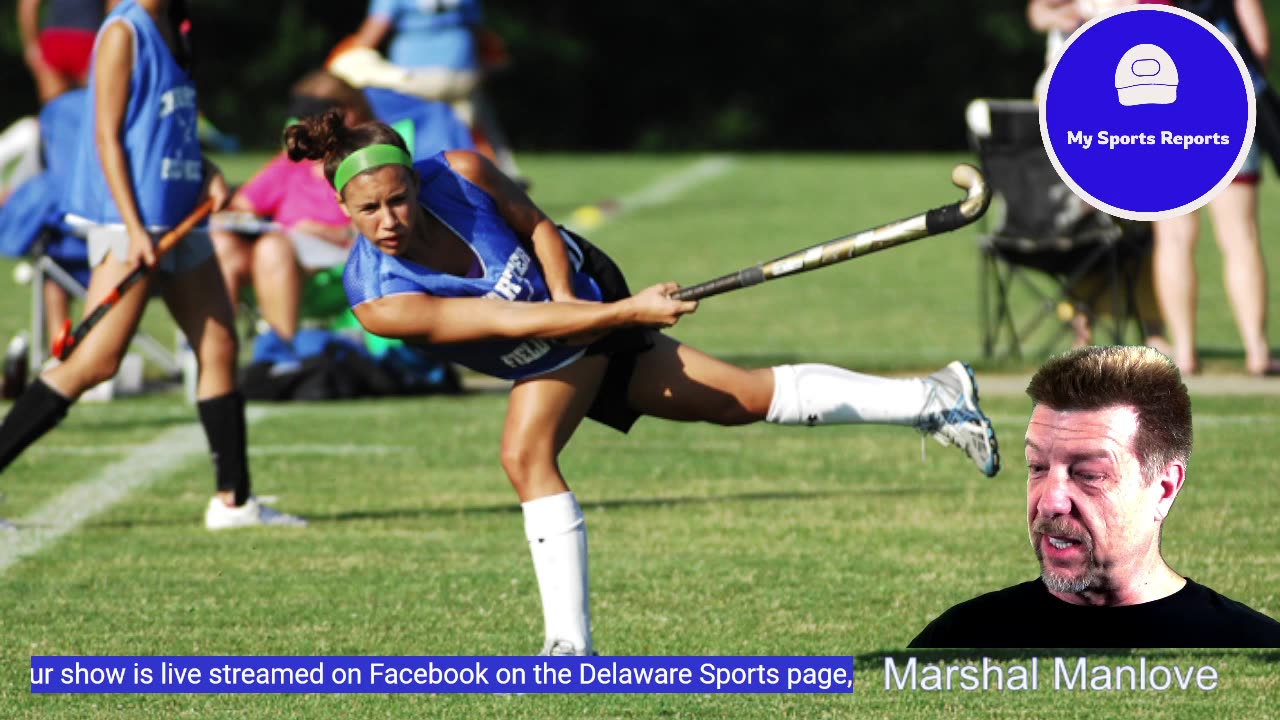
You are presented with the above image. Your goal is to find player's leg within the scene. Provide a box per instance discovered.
[0,247,153,472]
[162,253,304,529]
[1134,256,1172,354]
[502,355,610,655]
[1152,212,1202,374]
[1205,183,1278,375]
[626,334,1000,476]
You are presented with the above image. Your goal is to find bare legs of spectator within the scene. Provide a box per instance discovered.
[1153,210,1199,373]
[1208,184,1279,375]
[1154,182,1278,376]
[212,230,301,343]
[1062,255,1170,354]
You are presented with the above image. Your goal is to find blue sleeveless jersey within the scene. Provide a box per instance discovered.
[368,0,482,71]
[66,1,202,228]
[344,154,604,380]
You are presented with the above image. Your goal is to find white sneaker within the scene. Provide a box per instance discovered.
[538,639,593,656]
[204,496,307,530]
[919,361,1001,477]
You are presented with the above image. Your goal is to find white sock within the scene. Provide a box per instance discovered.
[522,491,592,654]
[765,364,928,427]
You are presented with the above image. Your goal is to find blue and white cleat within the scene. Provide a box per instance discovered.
[919,361,1001,477]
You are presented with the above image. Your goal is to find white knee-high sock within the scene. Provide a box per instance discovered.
[766,364,928,427]
[522,491,592,654]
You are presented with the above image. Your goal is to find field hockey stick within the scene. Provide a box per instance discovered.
[209,211,284,235]
[51,199,214,361]
[670,163,990,301]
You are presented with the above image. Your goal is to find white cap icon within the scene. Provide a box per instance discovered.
[1116,44,1178,105]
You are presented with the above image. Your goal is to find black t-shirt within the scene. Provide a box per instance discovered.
[910,578,1280,648]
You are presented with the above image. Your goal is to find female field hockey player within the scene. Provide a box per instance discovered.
[0,0,303,530]
[286,111,1001,654]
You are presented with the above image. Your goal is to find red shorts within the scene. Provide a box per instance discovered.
[38,28,96,79]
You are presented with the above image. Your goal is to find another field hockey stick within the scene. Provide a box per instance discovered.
[51,199,215,361]
[670,163,990,301]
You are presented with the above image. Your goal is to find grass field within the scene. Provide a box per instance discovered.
[2,153,1279,718]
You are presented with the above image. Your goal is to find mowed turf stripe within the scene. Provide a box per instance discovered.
[564,155,736,233]
[0,407,270,573]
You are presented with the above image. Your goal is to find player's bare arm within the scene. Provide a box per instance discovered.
[93,20,154,267]
[353,282,695,345]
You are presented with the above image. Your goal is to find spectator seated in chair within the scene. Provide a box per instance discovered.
[210,72,372,367]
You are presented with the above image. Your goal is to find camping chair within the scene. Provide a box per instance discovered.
[965,98,1153,360]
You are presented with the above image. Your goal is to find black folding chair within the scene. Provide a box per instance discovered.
[966,98,1153,359]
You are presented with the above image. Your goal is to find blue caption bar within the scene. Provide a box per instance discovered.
[31,656,854,694]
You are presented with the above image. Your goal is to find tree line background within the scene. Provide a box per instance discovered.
[1,1,1276,152]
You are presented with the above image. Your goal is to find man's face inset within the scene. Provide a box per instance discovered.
[1025,405,1165,598]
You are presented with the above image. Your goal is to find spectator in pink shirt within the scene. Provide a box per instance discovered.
[211,72,372,346]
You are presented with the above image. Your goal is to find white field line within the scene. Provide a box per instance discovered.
[615,156,736,209]
[0,408,269,573]
[563,156,736,234]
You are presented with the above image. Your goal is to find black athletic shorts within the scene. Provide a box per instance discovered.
[560,227,656,433]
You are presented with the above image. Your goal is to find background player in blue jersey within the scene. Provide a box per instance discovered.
[0,0,303,530]
[349,0,522,179]
[19,0,118,104]
[286,111,1001,655]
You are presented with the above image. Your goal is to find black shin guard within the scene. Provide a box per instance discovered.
[197,391,250,504]
[0,379,72,473]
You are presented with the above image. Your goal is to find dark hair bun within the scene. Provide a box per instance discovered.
[284,109,346,163]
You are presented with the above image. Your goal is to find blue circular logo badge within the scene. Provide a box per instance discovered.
[1042,5,1255,220]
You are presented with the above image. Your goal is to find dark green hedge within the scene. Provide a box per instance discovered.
[0,0,1274,151]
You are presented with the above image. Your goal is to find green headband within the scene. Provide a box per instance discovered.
[334,144,413,193]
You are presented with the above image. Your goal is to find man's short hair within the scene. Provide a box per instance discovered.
[1026,345,1192,481]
